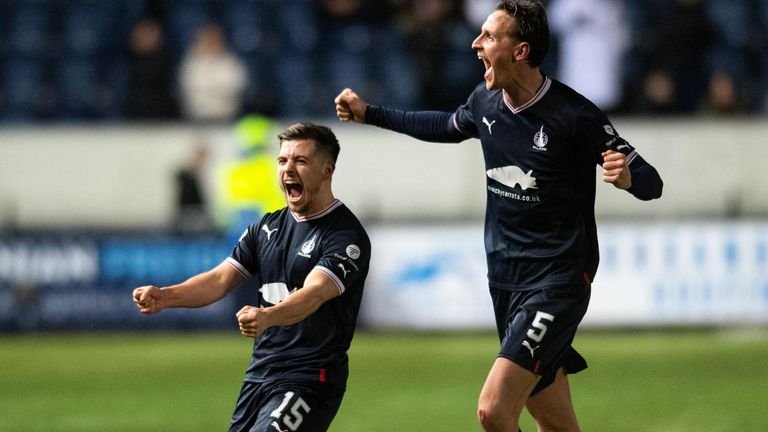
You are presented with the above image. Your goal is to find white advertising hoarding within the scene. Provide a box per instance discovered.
[361,222,768,329]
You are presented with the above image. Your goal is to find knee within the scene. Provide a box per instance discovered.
[477,403,509,432]
[477,406,495,431]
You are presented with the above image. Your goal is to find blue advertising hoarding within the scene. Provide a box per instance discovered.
[0,231,241,331]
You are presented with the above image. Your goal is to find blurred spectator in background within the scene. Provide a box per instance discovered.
[219,115,285,241]
[3,0,768,121]
[317,0,419,112]
[178,23,247,123]
[174,142,214,233]
[126,18,178,120]
[625,0,714,114]
[400,0,480,111]
[548,0,628,112]
[704,70,744,115]
[702,0,756,115]
[463,0,501,29]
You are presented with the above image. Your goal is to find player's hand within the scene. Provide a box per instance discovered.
[334,88,367,123]
[236,305,270,338]
[133,285,164,314]
[602,150,632,190]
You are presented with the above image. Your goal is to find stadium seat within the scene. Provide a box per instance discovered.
[166,0,213,56]
[55,58,100,119]
[274,0,319,117]
[368,24,420,110]
[2,58,48,120]
[5,0,55,58]
[223,0,275,57]
[60,1,125,57]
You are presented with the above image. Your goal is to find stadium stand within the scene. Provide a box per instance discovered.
[0,0,766,120]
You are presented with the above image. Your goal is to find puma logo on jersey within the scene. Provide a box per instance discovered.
[338,263,351,279]
[482,116,496,134]
[522,340,541,358]
[487,165,538,190]
[261,224,278,240]
[616,143,630,151]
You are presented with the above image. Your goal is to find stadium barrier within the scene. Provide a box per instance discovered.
[1,119,767,229]
[1,222,766,331]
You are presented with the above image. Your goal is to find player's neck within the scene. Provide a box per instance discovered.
[295,192,336,219]
[502,69,544,109]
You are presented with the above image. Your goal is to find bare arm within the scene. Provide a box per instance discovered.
[236,268,340,338]
[132,260,245,314]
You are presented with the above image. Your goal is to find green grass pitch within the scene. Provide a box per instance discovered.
[1,329,767,431]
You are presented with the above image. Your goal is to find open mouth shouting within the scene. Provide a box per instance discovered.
[477,54,496,89]
[284,179,304,204]
[479,55,492,80]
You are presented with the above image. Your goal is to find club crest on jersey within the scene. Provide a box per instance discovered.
[603,124,615,136]
[533,126,548,151]
[298,235,317,258]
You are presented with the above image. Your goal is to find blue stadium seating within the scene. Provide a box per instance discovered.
[5,0,55,58]
[55,58,100,119]
[2,57,47,120]
[165,0,213,57]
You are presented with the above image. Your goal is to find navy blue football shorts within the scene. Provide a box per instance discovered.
[229,380,345,432]
[491,282,590,396]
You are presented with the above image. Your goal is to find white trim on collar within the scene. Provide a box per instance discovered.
[503,76,552,114]
[291,199,342,222]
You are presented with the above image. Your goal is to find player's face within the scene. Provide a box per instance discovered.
[472,10,522,90]
[277,139,333,215]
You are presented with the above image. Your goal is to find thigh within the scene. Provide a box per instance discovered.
[494,283,590,380]
[230,381,345,432]
[526,368,580,432]
[478,356,540,428]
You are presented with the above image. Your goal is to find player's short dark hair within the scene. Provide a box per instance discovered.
[495,0,550,67]
[278,122,340,163]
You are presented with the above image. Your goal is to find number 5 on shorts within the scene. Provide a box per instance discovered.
[527,311,555,343]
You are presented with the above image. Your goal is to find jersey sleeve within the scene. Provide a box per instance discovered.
[226,218,265,279]
[452,89,481,139]
[315,229,371,295]
[574,103,634,164]
[364,105,467,143]
[576,104,663,200]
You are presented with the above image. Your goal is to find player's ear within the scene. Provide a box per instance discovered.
[515,41,530,62]
[325,161,335,177]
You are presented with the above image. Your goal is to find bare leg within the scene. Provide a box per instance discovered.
[525,368,580,432]
[477,357,540,432]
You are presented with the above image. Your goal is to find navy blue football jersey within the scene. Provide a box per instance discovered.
[366,76,661,291]
[226,200,370,389]
[453,77,644,290]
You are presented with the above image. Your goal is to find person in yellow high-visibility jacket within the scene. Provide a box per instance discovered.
[219,115,285,239]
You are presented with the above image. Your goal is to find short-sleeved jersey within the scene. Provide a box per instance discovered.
[452,77,638,291]
[226,199,371,389]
